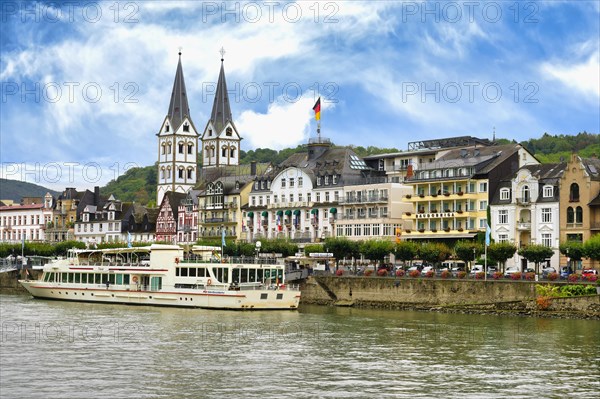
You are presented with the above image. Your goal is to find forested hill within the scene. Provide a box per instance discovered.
[0,179,60,203]
[520,132,600,162]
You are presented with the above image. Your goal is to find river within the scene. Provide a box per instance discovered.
[1,295,598,398]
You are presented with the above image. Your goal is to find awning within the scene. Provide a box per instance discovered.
[247,211,254,218]
[261,211,268,217]
[329,207,337,214]
[310,209,318,215]
[405,233,477,240]
[276,210,283,216]
[293,210,301,216]
[285,210,292,216]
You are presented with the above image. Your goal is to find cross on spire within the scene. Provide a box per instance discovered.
[178,46,183,56]
[220,47,226,62]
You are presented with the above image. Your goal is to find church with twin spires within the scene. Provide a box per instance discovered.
[156,50,241,205]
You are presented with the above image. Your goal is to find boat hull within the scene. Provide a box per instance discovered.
[19,280,300,310]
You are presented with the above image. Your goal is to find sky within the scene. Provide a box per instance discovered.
[1,0,599,191]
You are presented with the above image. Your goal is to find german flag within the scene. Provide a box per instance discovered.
[313,97,321,121]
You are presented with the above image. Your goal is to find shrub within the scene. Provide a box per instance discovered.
[395,269,405,277]
[536,296,551,311]
[567,274,580,282]
[475,272,485,280]
[492,272,503,280]
[525,272,536,281]
[377,268,388,277]
[547,272,558,281]
[584,274,598,282]
[335,269,344,276]
[425,270,434,278]
[409,270,420,278]
[511,272,522,280]
[440,270,451,279]
[364,269,373,277]
[559,284,595,297]
[535,284,560,298]
[457,271,467,279]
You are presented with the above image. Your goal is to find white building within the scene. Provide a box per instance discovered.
[490,163,565,270]
[0,194,54,242]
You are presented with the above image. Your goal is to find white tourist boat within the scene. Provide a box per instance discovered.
[19,244,300,310]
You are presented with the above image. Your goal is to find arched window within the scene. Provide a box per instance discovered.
[222,146,227,158]
[165,124,170,132]
[166,166,171,178]
[211,146,215,157]
[576,206,583,224]
[567,207,574,223]
[205,146,210,158]
[188,143,194,154]
[178,142,184,154]
[230,147,236,158]
[178,167,184,179]
[161,143,166,155]
[521,185,529,202]
[167,142,172,154]
[570,183,580,202]
[187,168,193,180]
[161,167,165,180]
[226,127,232,136]
[183,123,189,132]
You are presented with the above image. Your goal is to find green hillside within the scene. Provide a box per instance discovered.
[0,179,60,203]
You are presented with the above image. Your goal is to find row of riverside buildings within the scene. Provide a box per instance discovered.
[2,53,599,273]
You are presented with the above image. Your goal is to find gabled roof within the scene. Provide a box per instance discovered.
[581,157,600,181]
[197,163,271,188]
[161,191,187,218]
[166,53,191,132]
[519,162,566,180]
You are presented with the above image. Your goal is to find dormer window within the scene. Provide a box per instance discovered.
[543,185,553,198]
[500,188,510,200]
[281,179,286,188]
[317,177,322,186]
[332,174,338,184]
[183,123,189,132]
[325,176,329,185]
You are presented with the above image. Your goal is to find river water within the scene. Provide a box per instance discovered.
[1,294,598,399]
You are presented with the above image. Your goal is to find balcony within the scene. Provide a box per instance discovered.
[517,222,531,231]
[341,195,388,205]
[202,202,237,210]
[516,197,531,206]
[591,222,600,230]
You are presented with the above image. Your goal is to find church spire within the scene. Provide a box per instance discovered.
[167,50,190,131]
[209,47,233,133]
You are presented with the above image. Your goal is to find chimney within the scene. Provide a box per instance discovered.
[94,186,100,205]
[250,161,257,176]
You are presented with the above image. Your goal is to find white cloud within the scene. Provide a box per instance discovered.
[237,95,332,149]
[541,52,600,98]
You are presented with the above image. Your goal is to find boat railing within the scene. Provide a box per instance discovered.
[181,256,282,265]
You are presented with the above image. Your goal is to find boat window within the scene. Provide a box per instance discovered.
[257,269,263,281]
[116,274,123,285]
[62,273,68,283]
[189,268,196,277]
[260,293,268,300]
[181,268,188,277]
[240,269,248,283]
[197,268,206,277]
[81,273,87,284]
[249,269,256,282]
[68,273,74,283]
[175,267,180,277]
[109,274,115,284]
[232,268,240,283]
[124,275,130,284]
[276,294,283,300]
[75,273,80,284]
[43,273,49,282]
[95,274,101,284]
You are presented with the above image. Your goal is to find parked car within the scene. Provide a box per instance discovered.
[469,264,484,277]
[487,266,498,276]
[542,266,556,278]
[421,266,434,276]
[504,267,520,278]
[451,266,465,277]
[560,266,573,279]
[582,269,598,278]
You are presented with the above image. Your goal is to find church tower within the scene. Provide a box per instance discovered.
[156,52,199,205]
[201,50,242,169]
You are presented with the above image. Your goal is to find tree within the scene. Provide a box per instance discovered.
[324,237,359,271]
[359,239,394,269]
[487,242,517,272]
[583,235,600,264]
[304,244,324,256]
[393,241,418,265]
[454,241,483,270]
[418,242,451,266]
[518,244,554,274]
[560,241,585,271]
